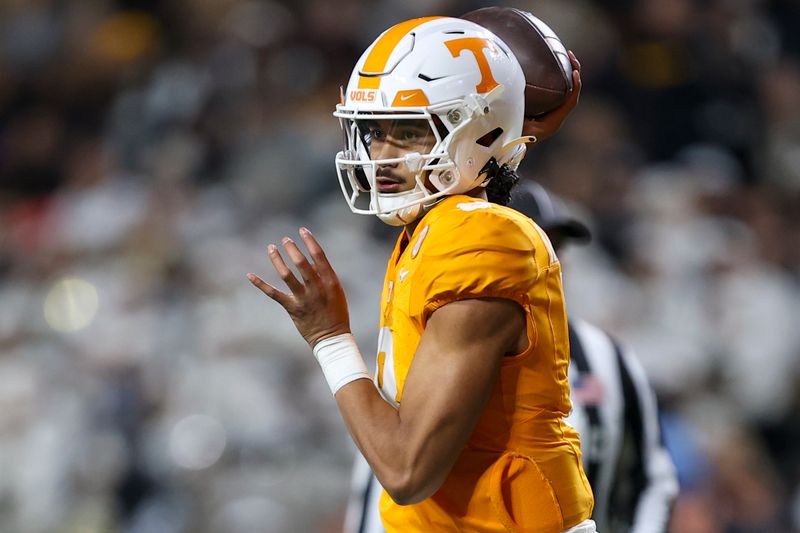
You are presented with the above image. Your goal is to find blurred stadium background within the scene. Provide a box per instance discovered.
[1,0,798,531]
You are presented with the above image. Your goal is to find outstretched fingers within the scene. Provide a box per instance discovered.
[249,228,339,310]
[267,243,305,294]
[247,272,292,307]
[299,228,337,282]
[249,228,350,347]
[281,236,320,286]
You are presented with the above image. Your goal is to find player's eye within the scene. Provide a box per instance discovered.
[358,121,386,146]
[395,126,429,145]
[399,129,419,141]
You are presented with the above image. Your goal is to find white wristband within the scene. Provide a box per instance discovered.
[312,333,370,395]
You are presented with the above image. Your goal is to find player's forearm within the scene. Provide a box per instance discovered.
[307,332,455,503]
[334,379,451,505]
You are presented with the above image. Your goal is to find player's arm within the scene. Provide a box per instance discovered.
[248,229,525,505]
[336,296,524,505]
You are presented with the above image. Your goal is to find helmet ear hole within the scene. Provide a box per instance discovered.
[476,127,504,147]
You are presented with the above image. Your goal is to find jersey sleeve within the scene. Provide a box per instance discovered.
[409,204,541,326]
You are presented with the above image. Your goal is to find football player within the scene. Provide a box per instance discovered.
[343,185,678,533]
[249,16,595,533]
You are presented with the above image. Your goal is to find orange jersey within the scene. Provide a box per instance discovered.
[375,195,594,533]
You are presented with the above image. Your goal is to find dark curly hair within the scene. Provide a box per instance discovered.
[484,160,521,206]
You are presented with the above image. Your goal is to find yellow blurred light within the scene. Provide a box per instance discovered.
[44,278,99,333]
[89,12,160,64]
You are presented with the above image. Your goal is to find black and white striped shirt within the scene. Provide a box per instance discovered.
[343,318,678,533]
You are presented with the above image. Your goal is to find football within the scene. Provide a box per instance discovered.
[461,7,573,117]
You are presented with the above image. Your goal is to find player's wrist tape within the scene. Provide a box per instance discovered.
[312,333,370,395]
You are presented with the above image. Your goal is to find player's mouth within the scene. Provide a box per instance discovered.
[376,171,407,193]
[377,181,404,193]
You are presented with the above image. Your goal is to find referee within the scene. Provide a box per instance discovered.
[344,182,678,533]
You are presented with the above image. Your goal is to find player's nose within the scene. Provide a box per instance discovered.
[376,162,400,179]
[371,139,401,162]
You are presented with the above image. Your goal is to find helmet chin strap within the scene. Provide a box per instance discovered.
[377,205,422,226]
[373,188,428,226]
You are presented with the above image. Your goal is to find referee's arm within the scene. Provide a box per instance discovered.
[618,346,679,533]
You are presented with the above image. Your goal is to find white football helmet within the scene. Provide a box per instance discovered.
[333,16,529,225]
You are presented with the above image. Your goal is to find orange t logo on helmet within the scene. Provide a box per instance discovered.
[444,37,501,93]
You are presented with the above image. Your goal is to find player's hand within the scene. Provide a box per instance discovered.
[522,50,582,141]
[248,228,351,348]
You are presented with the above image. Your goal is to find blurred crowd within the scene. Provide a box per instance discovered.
[0,0,798,532]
